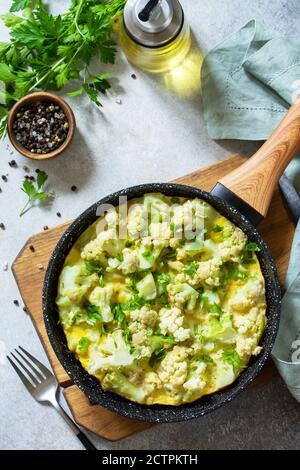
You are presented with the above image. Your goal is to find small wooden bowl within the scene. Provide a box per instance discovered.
[7,92,76,160]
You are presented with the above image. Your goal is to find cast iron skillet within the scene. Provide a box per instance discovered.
[43,98,300,423]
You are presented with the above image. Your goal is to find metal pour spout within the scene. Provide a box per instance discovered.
[138,0,161,22]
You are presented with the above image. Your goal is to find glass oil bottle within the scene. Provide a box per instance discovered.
[119,0,191,74]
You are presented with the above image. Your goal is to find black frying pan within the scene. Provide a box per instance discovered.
[43,98,300,423]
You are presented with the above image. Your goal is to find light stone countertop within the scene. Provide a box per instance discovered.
[1,0,300,450]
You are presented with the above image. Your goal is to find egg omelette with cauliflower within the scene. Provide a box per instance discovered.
[56,194,266,406]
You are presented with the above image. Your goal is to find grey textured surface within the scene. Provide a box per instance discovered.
[0,0,300,450]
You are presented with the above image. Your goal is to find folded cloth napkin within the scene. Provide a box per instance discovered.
[201,19,300,401]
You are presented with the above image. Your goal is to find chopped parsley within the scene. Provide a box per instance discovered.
[184,261,198,277]
[208,303,223,317]
[212,224,223,233]
[78,337,90,352]
[86,303,102,326]
[222,349,241,371]
[84,261,103,275]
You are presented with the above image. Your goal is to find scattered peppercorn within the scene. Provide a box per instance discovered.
[29,244,35,252]
[43,225,49,231]
[1,175,7,182]
[13,300,19,306]
[56,212,61,217]
[71,185,77,192]
[12,101,70,155]
[8,160,17,167]
[22,165,30,172]
[23,306,27,313]
[0,223,5,230]
[131,73,137,79]
[29,176,35,182]
[35,169,40,173]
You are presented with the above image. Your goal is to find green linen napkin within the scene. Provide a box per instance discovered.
[201,19,300,401]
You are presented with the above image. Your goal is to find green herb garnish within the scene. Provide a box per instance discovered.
[85,261,102,275]
[171,197,180,204]
[112,303,125,324]
[208,303,223,317]
[86,303,102,326]
[156,273,170,294]
[78,336,90,352]
[212,224,223,233]
[149,347,167,367]
[20,170,52,217]
[222,349,241,371]
[0,0,126,138]
[184,260,198,277]
[246,242,261,252]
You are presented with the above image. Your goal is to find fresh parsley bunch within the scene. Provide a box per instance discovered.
[0,0,126,138]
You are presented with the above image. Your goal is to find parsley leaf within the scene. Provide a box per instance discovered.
[86,303,102,326]
[78,336,90,352]
[84,261,102,275]
[20,170,52,217]
[222,349,241,371]
[10,0,35,12]
[208,303,223,317]
[212,224,222,233]
[0,0,126,137]
[112,304,125,324]
[184,260,198,277]
[149,348,167,367]
[246,242,261,252]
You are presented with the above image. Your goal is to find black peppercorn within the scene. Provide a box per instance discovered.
[43,225,49,231]
[1,175,7,182]
[29,244,35,252]
[13,300,19,306]
[71,185,77,192]
[56,212,61,217]
[8,160,17,167]
[12,101,70,155]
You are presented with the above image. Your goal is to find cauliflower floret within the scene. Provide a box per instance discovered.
[89,285,113,322]
[149,222,171,240]
[106,257,121,272]
[131,329,152,358]
[235,336,256,360]
[229,277,265,313]
[127,204,148,239]
[167,283,199,311]
[159,307,190,342]
[81,228,120,260]
[183,362,207,401]
[128,306,158,358]
[232,307,264,335]
[88,330,134,372]
[143,372,162,397]
[118,248,139,274]
[189,258,222,287]
[168,260,185,271]
[219,224,247,262]
[129,306,158,327]
[58,265,98,303]
[157,346,189,393]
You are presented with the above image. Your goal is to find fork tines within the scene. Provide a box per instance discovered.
[7,346,51,392]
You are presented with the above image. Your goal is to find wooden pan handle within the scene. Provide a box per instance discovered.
[217,96,300,217]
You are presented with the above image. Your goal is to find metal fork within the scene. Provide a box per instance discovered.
[7,346,97,450]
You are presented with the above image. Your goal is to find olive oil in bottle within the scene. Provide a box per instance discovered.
[119,0,191,74]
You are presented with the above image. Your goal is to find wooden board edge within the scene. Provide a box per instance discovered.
[63,386,155,441]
